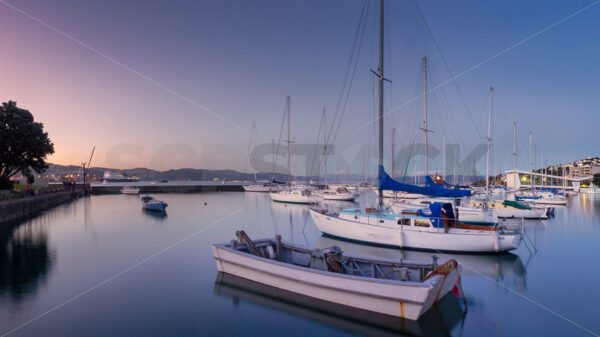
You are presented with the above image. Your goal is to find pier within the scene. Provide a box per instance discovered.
[505,169,592,191]
[88,180,246,194]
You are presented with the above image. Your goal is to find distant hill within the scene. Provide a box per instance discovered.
[43,163,292,182]
[41,163,483,184]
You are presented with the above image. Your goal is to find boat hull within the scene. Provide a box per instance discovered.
[316,192,356,201]
[493,207,547,219]
[142,202,168,212]
[534,198,568,205]
[269,192,319,204]
[121,188,140,195]
[309,209,521,253]
[243,185,274,192]
[212,244,458,320]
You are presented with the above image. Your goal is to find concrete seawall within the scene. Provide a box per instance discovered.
[0,191,80,226]
[90,181,245,194]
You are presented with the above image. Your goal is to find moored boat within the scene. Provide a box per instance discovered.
[140,195,168,212]
[310,202,522,253]
[469,199,549,219]
[534,197,568,205]
[243,181,280,193]
[121,185,140,195]
[212,231,463,320]
[270,188,321,204]
[315,187,357,201]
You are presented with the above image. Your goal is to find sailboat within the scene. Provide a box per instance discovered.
[270,97,321,204]
[242,123,274,193]
[309,1,522,253]
[313,109,357,201]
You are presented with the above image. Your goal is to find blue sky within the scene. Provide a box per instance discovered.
[1,0,599,175]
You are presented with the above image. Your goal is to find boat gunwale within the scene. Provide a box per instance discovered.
[212,240,442,289]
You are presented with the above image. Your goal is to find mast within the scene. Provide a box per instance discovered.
[486,86,493,192]
[377,0,385,210]
[529,132,533,187]
[512,122,517,191]
[542,151,545,187]
[442,133,446,182]
[251,122,257,182]
[422,57,429,178]
[392,126,396,179]
[363,158,367,183]
[286,96,292,182]
[453,147,457,185]
[293,135,297,181]
[272,139,275,179]
[323,108,327,186]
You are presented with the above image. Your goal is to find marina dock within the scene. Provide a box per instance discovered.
[88,181,246,194]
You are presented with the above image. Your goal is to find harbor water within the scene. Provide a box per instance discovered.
[1,192,599,336]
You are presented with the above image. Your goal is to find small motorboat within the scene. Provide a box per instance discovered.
[140,195,168,212]
[212,231,463,320]
[121,186,140,195]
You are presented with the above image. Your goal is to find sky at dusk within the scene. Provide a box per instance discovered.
[1,0,599,176]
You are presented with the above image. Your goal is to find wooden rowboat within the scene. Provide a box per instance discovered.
[212,231,463,320]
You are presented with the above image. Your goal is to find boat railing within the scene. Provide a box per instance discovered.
[225,232,440,282]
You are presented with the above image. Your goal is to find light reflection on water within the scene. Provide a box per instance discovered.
[0,192,599,336]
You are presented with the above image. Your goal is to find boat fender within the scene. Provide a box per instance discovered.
[325,246,343,273]
[494,231,500,252]
[399,267,409,281]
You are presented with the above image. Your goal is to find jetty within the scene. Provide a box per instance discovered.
[87,180,246,194]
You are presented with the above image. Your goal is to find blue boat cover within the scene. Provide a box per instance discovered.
[378,166,471,198]
[417,202,456,228]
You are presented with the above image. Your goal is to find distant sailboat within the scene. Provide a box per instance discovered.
[314,108,356,201]
[270,97,320,204]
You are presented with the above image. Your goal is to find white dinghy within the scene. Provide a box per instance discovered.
[212,231,463,320]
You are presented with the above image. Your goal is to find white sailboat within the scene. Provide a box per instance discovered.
[270,189,321,204]
[315,187,357,201]
[313,110,356,202]
[243,182,277,193]
[269,97,320,204]
[309,2,522,253]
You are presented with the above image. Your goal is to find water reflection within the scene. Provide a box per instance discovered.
[142,209,168,223]
[214,272,465,337]
[0,216,54,302]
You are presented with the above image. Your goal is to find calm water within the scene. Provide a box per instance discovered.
[1,192,599,336]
